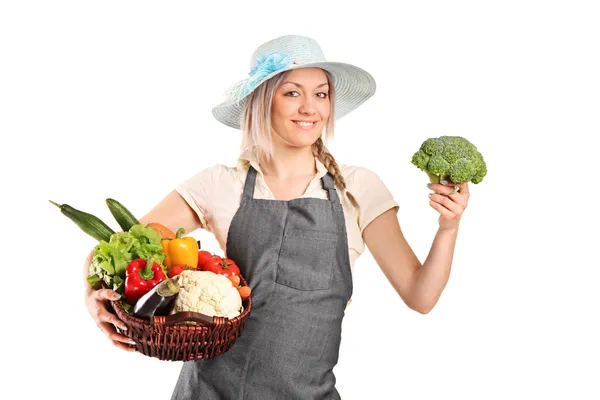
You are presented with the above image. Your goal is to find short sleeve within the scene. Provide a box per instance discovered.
[175,164,222,230]
[351,167,399,234]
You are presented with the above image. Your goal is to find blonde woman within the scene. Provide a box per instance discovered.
[84,35,470,399]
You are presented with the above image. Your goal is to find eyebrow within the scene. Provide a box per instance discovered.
[281,81,329,89]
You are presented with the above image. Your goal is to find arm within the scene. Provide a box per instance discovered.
[362,182,469,314]
[137,189,204,233]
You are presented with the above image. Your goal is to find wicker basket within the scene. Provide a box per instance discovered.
[108,276,252,361]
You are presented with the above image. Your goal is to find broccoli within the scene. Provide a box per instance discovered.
[411,136,487,184]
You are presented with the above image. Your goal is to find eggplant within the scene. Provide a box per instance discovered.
[132,277,180,319]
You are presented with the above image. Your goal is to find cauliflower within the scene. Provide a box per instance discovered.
[171,270,243,319]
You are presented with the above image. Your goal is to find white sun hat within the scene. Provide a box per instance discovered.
[212,34,377,130]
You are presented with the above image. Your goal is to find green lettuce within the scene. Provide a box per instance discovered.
[87,223,166,293]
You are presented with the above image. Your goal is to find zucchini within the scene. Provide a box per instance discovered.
[49,200,115,242]
[106,198,140,232]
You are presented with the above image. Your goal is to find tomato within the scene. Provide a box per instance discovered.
[222,258,240,276]
[204,256,241,278]
[197,251,214,270]
[168,264,189,278]
[224,258,237,268]
[202,256,222,271]
[205,255,223,265]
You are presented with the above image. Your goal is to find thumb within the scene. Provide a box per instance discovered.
[96,289,122,301]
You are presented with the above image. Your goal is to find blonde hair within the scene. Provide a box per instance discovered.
[240,70,360,210]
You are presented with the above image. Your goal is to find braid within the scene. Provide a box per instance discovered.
[312,137,360,211]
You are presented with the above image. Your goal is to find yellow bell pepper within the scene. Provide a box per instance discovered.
[161,228,198,269]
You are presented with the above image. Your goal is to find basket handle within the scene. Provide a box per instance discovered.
[154,312,217,327]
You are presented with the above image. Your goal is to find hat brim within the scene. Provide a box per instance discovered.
[212,62,376,130]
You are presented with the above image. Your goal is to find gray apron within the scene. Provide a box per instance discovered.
[172,165,353,400]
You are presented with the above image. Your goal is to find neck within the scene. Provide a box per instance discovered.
[259,146,317,180]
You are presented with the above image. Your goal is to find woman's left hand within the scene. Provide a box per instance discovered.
[427,181,470,231]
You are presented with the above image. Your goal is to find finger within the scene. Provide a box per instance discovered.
[104,328,137,353]
[429,199,456,219]
[107,328,135,345]
[97,320,126,339]
[113,340,137,352]
[429,193,464,217]
[97,321,136,345]
[95,288,122,301]
[429,183,467,207]
[97,309,128,331]
[446,187,467,207]
[429,183,458,196]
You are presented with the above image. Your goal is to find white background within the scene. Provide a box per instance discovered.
[2,1,599,399]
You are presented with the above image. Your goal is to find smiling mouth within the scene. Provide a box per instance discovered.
[292,120,318,127]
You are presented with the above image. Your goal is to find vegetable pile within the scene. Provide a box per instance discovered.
[88,223,166,292]
[51,197,251,318]
[411,136,487,184]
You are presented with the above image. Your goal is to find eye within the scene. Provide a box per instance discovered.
[316,92,328,99]
[284,91,300,97]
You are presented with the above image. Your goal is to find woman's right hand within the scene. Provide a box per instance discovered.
[85,288,136,352]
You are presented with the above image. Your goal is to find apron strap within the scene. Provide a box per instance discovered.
[244,165,341,205]
[321,173,341,205]
[243,165,258,202]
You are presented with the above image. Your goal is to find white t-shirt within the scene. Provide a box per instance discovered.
[176,150,399,277]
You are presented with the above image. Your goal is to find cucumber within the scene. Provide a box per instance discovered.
[106,198,140,232]
[49,200,115,242]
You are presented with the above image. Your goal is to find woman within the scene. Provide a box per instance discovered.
[84,34,469,399]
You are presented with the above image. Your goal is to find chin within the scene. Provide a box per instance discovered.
[289,125,323,141]
[296,133,323,146]
[285,137,318,149]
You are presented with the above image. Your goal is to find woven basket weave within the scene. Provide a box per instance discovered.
[108,276,252,361]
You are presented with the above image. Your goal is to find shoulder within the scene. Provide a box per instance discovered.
[338,163,385,190]
[335,162,393,209]
[178,162,242,190]
[337,162,398,229]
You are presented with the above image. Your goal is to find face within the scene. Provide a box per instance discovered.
[270,68,330,149]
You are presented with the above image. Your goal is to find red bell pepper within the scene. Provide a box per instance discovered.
[124,258,166,305]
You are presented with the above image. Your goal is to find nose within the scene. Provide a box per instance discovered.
[298,95,316,115]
